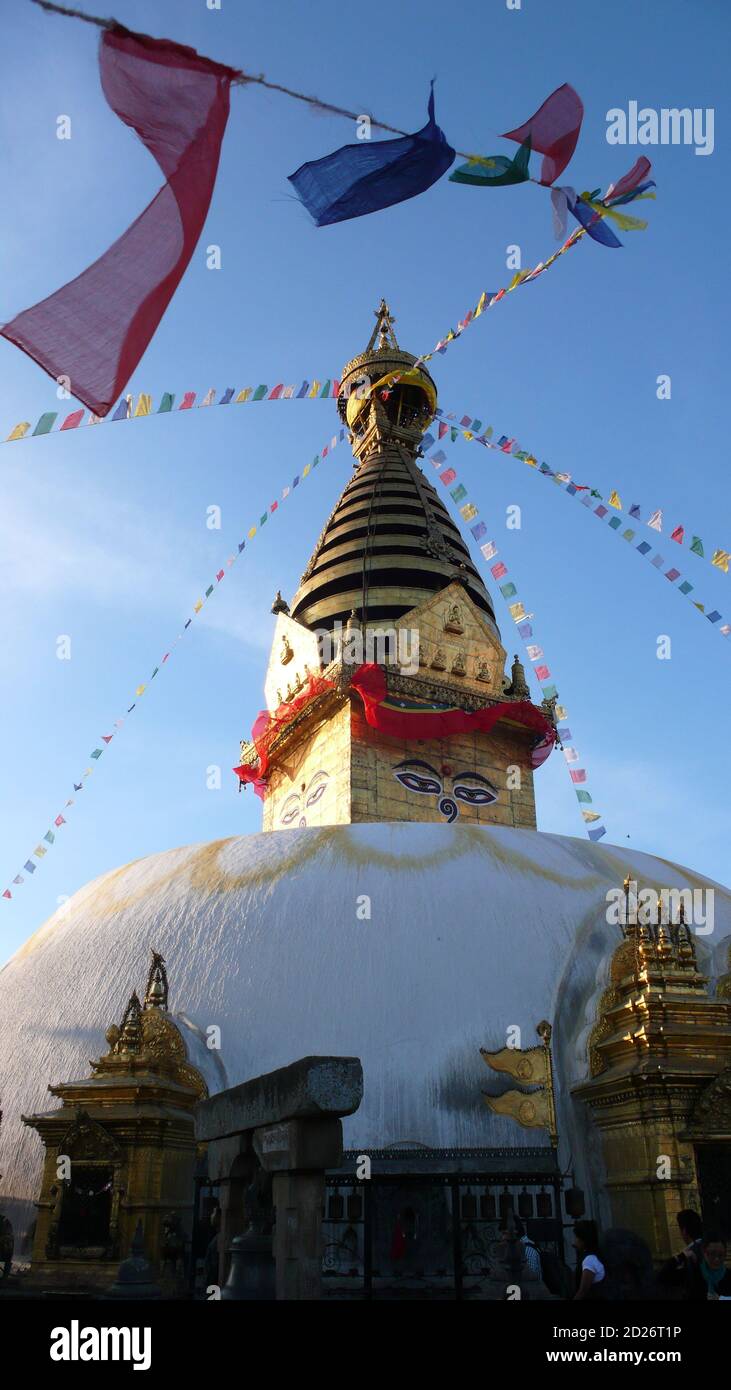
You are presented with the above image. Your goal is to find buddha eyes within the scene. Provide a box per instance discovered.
[394,769,442,795]
[393,762,498,806]
[280,797,301,825]
[453,783,497,805]
[306,781,327,807]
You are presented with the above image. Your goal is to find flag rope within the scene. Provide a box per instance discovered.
[1,424,346,902]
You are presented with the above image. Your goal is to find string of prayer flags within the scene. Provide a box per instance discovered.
[289,83,455,227]
[2,422,347,901]
[437,414,731,647]
[3,379,343,447]
[1,25,238,416]
[431,405,728,590]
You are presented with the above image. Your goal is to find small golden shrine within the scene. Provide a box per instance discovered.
[574,890,731,1259]
[22,950,206,1290]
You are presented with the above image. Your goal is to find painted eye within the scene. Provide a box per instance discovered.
[306,782,327,807]
[394,771,441,795]
[453,783,498,805]
[280,798,301,825]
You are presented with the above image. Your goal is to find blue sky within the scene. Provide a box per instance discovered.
[0,0,729,962]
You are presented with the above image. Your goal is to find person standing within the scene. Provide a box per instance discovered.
[573,1219,606,1300]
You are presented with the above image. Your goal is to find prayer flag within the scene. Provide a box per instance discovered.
[439,468,456,485]
[235,388,252,404]
[33,845,47,857]
[648,509,663,531]
[636,541,652,556]
[508,602,526,621]
[32,412,58,435]
[289,84,455,226]
[629,504,641,519]
[690,536,704,557]
[588,826,606,841]
[90,749,103,760]
[608,491,622,509]
[0,26,237,415]
[158,392,174,412]
[517,622,533,638]
[61,409,85,430]
[500,582,517,599]
[219,387,234,404]
[502,84,583,185]
[101,734,113,744]
[134,393,152,416]
[582,810,602,823]
[2,890,11,900]
[201,388,215,406]
[268,384,284,400]
[54,814,66,826]
[450,137,531,187]
[481,541,498,561]
[534,664,551,681]
[671,525,684,544]
[179,391,196,409]
[712,549,730,573]
[665,568,680,582]
[541,682,557,699]
[570,769,587,784]
[450,484,467,503]
[491,562,508,580]
[23,861,36,874]
[563,747,579,763]
[44,830,55,844]
[460,503,478,521]
[555,705,568,721]
[6,422,30,441]
[471,521,487,540]
[526,645,543,660]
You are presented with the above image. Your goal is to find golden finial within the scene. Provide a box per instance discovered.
[144,950,168,1011]
[365,298,398,352]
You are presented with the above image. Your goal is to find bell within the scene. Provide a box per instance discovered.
[220,1231,275,1301]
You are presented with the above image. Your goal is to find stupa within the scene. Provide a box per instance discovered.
[0,304,729,1275]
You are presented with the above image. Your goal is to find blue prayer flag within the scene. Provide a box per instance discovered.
[289,85,455,227]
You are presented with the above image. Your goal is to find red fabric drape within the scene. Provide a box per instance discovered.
[1,25,236,416]
[350,664,556,769]
[234,673,335,799]
[502,83,584,186]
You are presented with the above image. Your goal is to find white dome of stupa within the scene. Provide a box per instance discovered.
[1,821,729,1243]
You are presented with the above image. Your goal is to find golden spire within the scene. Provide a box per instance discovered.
[365,297,399,352]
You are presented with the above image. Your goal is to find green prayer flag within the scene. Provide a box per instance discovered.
[253,385,268,401]
[158,392,175,412]
[319,381,331,398]
[44,829,55,844]
[450,428,459,442]
[575,790,592,804]
[499,582,517,598]
[450,484,467,503]
[205,585,214,597]
[32,412,58,435]
[91,748,102,759]
[450,137,531,188]
[260,513,268,525]
[690,536,704,556]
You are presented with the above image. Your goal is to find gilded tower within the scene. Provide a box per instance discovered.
[238,303,556,831]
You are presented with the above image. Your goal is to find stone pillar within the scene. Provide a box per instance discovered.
[254,1117,343,1301]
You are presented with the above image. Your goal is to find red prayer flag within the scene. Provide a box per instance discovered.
[438,421,449,439]
[60,409,85,430]
[179,391,197,410]
[1,26,237,416]
[54,814,66,827]
[502,83,584,185]
[671,525,684,544]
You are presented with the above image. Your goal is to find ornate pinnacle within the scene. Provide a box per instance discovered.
[271,590,289,616]
[365,298,399,353]
[144,950,168,1011]
[510,653,530,699]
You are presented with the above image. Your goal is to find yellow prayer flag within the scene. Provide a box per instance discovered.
[33,845,47,858]
[308,381,321,398]
[462,430,474,441]
[248,526,257,539]
[525,455,538,468]
[475,292,487,317]
[7,422,30,441]
[235,388,252,404]
[460,503,479,522]
[712,549,730,573]
[608,491,622,510]
[508,602,526,621]
[555,705,568,721]
[302,464,310,477]
[136,684,146,696]
[134,394,152,417]
[483,1087,552,1132]
[582,810,602,823]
